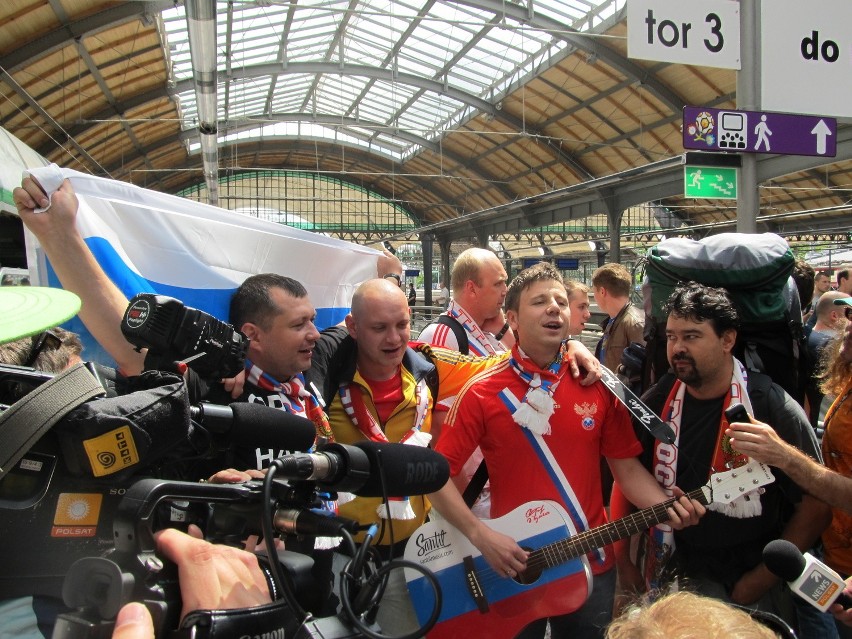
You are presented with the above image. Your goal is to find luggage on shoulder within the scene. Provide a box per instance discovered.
[640,232,805,401]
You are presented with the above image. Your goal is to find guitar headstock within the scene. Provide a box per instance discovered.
[701,460,775,505]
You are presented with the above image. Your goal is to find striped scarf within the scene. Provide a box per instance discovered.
[338,374,431,520]
[446,301,502,356]
[244,358,334,442]
[501,344,567,435]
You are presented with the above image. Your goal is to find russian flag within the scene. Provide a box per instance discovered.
[21,165,380,366]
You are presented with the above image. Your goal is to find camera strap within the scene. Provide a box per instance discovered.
[173,600,304,639]
[0,362,104,479]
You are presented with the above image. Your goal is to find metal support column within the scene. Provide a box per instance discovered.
[608,209,623,264]
[737,0,760,232]
[421,234,434,306]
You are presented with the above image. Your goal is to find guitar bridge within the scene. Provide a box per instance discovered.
[462,555,490,614]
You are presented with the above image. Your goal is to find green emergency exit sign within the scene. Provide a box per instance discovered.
[684,165,738,199]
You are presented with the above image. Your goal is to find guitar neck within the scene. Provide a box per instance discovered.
[533,487,708,569]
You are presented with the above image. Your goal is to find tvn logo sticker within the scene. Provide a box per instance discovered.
[83,425,140,476]
[52,493,103,538]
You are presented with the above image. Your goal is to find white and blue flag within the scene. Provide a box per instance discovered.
[20,164,380,365]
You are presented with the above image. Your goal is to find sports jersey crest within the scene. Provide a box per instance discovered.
[574,402,598,430]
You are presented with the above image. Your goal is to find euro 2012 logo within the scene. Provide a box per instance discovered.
[687,111,715,146]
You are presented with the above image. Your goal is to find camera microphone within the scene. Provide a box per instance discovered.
[351,441,449,497]
[763,539,852,611]
[273,441,449,497]
[191,402,317,453]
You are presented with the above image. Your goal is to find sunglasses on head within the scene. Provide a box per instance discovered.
[24,330,62,368]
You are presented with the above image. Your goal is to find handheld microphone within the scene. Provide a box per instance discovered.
[273,441,450,497]
[763,539,852,611]
[191,402,317,453]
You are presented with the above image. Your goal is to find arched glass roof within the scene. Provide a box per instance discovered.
[162,0,623,161]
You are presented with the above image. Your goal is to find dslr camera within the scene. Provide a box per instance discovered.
[121,293,248,379]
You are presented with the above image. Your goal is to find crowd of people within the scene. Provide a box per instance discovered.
[4,173,852,639]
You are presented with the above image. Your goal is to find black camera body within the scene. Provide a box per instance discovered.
[54,476,367,639]
[121,293,248,379]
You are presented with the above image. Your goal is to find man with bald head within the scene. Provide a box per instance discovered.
[309,278,496,633]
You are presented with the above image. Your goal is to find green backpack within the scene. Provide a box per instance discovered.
[640,232,805,402]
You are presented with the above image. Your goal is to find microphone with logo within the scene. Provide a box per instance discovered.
[763,539,852,612]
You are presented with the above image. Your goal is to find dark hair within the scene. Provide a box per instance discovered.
[838,268,850,286]
[792,259,815,310]
[505,262,563,312]
[662,281,739,336]
[229,273,308,330]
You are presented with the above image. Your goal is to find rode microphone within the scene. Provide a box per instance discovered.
[352,440,449,497]
[191,402,317,453]
[273,441,450,497]
[763,539,852,611]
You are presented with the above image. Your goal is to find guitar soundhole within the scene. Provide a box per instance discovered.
[516,546,542,585]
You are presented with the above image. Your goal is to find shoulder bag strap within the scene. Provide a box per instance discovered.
[0,362,104,478]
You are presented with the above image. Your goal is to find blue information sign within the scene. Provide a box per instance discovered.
[683,106,836,158]
[555,258,580,270]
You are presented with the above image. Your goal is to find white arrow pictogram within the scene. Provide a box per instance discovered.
[811,120,832,155]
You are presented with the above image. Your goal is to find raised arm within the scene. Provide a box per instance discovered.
[14,177,145,375]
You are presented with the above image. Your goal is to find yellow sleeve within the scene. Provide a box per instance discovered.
[413,343,508,401]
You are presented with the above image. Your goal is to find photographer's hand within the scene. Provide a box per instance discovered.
[112,527,273,639]
[156,525,272,620]
[113,603,155,639]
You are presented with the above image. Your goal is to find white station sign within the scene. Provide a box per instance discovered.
[627,0,741,69]
[761,0,852,118]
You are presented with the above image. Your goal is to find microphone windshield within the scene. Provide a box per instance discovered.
[228,402,316,452]
[352,441,449,497]
[763,539,807,582]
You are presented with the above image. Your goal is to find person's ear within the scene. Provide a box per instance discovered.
[720,328,737,353]
[344,313,357,338]
[506,309,519,332]
[241,322,260,342]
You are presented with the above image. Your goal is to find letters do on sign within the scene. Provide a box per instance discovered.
[627,0,741,70]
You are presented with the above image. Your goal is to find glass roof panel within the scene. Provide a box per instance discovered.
[162,0,623,161]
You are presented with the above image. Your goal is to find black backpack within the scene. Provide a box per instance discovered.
[640,233,806,403]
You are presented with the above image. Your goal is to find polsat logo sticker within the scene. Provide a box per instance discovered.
[52,493,102,538]
[83,424,140,476]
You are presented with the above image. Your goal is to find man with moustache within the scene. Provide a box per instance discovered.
[428,263,704,639]
[611,281,829,627]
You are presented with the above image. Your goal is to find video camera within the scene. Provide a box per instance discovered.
[120,293,248,380]
[53,441,446,639]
